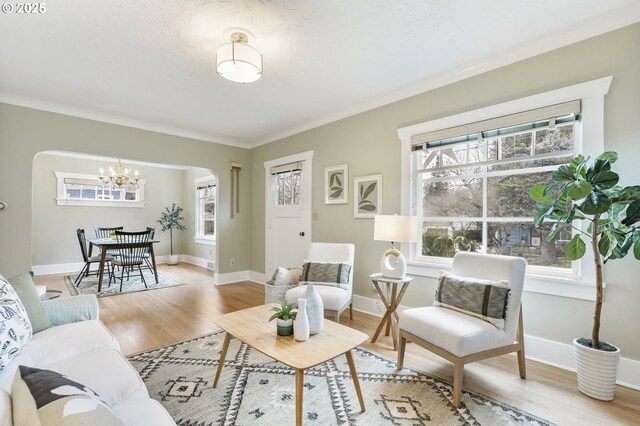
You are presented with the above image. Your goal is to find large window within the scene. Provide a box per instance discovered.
[55,172,145,207]
[415,114,577,271]
[398,77,613,300]
[194,175,216,245]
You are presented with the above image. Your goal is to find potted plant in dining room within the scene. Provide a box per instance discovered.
[269,300,297,336]
[157,203,187,266]
[530,151,640,401]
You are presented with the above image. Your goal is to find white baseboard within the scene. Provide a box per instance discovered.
[352,293,640,390]
[32,262,85,276]
[180,255,214,270]
[213,270,251,285]
[249,271,268,285]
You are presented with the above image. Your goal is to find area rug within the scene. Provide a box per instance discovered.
[128,332,553,426]
[64,270,185,297]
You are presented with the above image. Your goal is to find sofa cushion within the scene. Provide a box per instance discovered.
[301,262,351,290]
[8,272,52,334]
[113,398,175,425]
[286,284,350,311]
[0,274,32,375]
[433,271,510,330]
[0,388,11,426]
[0,320,119,393]
[399,306,514,357]
[12,365,123,426]
[42,348,148,406]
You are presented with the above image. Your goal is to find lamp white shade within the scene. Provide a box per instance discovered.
[373,215,417,243]
[216,41,263,83]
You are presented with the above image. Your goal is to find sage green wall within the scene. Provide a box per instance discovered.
[183,167,217,265]
[31,153,186,265]
[0,105,250,277]
[250,23,640,360]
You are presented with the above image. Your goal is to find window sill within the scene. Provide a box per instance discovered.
[194,237,216,246]
[407,260,599,301]
[56,198,144,208]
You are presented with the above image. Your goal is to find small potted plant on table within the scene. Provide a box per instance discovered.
[157,203,187,265]
[269,301,297,336]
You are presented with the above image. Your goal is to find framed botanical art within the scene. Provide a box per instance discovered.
[325,164,348,204]
[354,174,382,218]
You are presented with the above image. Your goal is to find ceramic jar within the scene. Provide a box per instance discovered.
[303,283,324,334]
[294,298,310,341]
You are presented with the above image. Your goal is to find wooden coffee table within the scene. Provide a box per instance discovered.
[212,304,368,425]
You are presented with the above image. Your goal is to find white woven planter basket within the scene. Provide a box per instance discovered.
[573,338,621,401]
[264,282,296,304]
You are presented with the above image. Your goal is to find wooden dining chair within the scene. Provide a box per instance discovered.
[142,227,156,271]
[109,230,152,292]
[74,228,113,286]
[94,226,123,258]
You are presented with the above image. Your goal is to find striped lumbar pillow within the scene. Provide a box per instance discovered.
[433,271,510,330]
[301,262,352,290]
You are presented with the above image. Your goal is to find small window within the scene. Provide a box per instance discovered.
[194,175,216,244]
[55,172,145,207]
[271,162,302,206]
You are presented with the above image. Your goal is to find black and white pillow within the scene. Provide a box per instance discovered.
[0,274,32,373]
[433,271,510,330]
[12,365,124,425]
[301,262,352,290]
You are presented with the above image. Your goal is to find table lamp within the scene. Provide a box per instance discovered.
[373,214,417,279]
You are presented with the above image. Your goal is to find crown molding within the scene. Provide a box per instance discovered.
[0,92,249,149]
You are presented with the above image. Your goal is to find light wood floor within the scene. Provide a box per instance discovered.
[38,263,640,426]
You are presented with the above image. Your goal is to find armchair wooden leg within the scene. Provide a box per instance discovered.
[397,335,406,370]
[452,361,464,408]
[349,302,353,320]
[517,306,526,378]
[334,311,340,323]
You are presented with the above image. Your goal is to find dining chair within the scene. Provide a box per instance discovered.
[109,230,152,292]
[285,242,355,323]
[94,226,124,258]
[142,227,156,271]
[396,252,527,407]
[74,228,113,286]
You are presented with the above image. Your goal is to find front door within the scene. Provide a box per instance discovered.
[265,151,313,277]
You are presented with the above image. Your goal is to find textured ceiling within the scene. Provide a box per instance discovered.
[1,0,639,147]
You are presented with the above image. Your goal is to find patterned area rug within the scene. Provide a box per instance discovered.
[65,270,185,297]
[128,332,553,426]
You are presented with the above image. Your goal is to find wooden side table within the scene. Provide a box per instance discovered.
[370,273,413,350]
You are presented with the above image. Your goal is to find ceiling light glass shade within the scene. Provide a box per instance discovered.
[216,41,263,83]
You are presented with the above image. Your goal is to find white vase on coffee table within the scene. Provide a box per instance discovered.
[294,298,310,342]
[303,283,323,334]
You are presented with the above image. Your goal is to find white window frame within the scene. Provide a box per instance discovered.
[55,171,145,207]
[397,76,613,301]
[194,175,216,246]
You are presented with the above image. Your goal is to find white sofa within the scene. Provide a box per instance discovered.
[0,294,175,425]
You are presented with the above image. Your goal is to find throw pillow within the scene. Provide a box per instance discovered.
[301,262,352,291]
[267,267,302,287]
[0,274,32,374]
[8,272,52,334]
[12,365,124,426]
[433,271,510,330]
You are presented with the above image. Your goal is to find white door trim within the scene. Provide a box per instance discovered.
[264,150,314,276]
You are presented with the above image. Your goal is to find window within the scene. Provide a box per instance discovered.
[415,107,578,271]
[397,77,613,300]
[271,162,302,206]
[55,172,145,207]
[194,175,216,245]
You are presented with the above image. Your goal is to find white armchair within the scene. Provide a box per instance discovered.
[397,252,527,407]
[285,242,355,322]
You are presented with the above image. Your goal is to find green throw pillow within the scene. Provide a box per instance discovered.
[434,271,510,330]
[8,272,52,334]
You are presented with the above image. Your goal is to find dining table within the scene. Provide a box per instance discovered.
[87,238,160,292]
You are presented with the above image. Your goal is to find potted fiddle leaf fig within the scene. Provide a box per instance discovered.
[157,203,187,265]
[530,151,640,401]
[269,300,297,336]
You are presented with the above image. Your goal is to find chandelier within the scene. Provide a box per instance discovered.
[99,160,139,190]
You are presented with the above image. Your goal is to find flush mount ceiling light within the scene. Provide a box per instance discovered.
[216,31,263,83]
